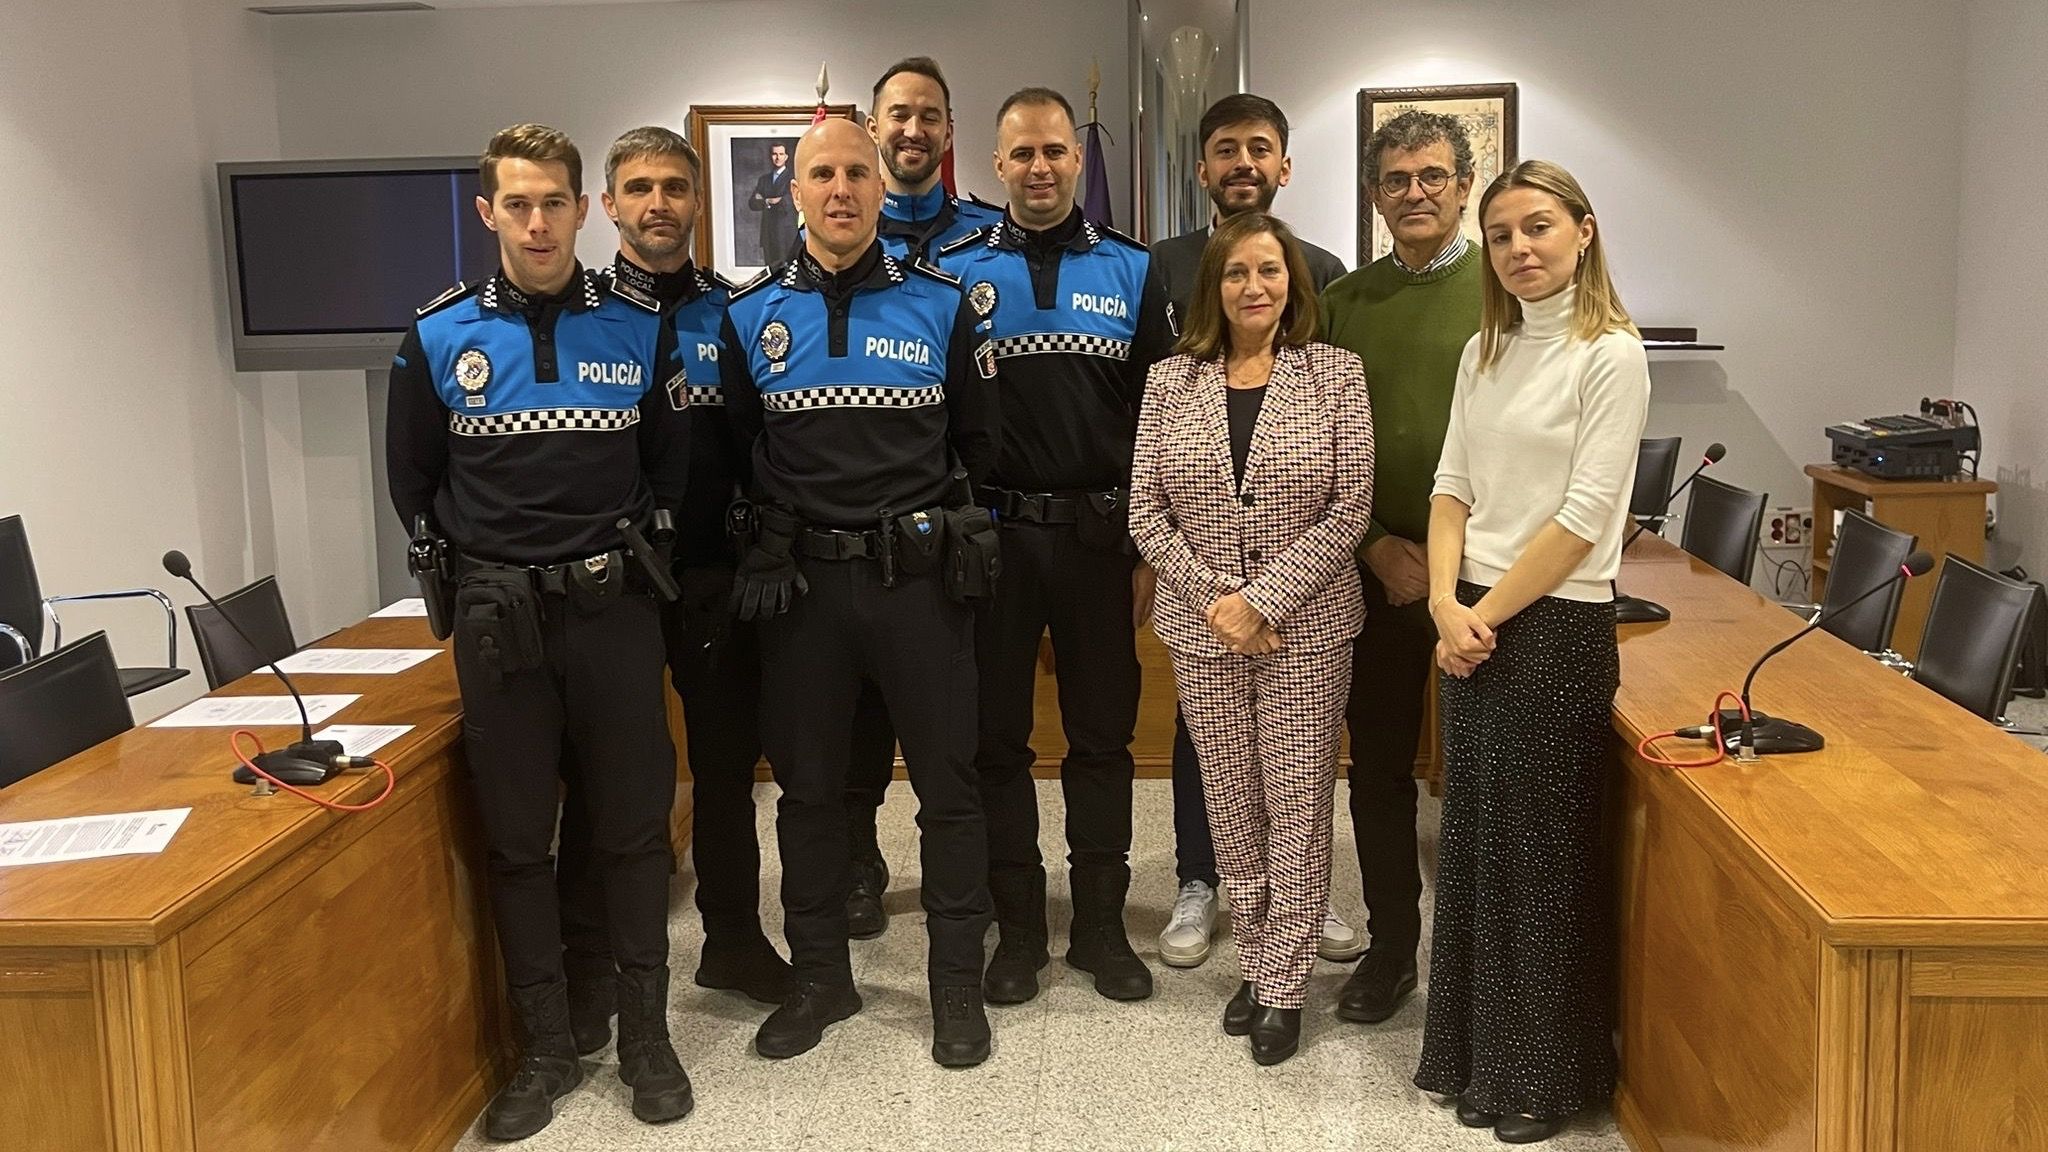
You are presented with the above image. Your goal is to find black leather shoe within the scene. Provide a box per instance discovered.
[846,856,889,940]
[755,981,863,1060]
[930,985,991,1067]
[564,955,616,1056]
[1065,864,1153,1001]
[1248,1004,1302,1065]
[1456,1098,1500,1128]
[1494,1114,1567,1143]
[1222,982,1256,1036]
[983,867,1049,1004]
[695,934,796,1005]
[614,966,694,1124]
[1336,947,1417,1024]
[484,981,584,1142]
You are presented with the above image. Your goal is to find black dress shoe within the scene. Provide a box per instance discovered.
[1222,982,1257,1036]
[754,981,862,1060]
[1247,1004,1301,1065]
[1335,947,1417,1024]
[1494,1114,1567,1144]
[695,935,796,1005]
[846,856,889,940]
[930,985,991,1067]
[1456,1098,1500,1128]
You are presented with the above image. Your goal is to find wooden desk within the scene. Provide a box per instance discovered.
[1611,538,2048,1152]
[0,614,694,1152]
[1804,465,1995,660]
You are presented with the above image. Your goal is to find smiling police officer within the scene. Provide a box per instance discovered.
[721,117,1000,1068]
[387,123,693,1140]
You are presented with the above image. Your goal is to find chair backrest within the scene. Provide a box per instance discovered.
[1680,475,1768,584]
[0,515,44,668]
[1819,510,1917,652]
[1630,437,1683,531]
[0,631,133,789]
[186,575,297,689]
[1912,556,2038,721]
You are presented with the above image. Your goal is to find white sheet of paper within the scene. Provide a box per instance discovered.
[369,598,429,618]
[0,808,191,868]
[272,648,438,675]
[148,694,360,728]
[312,724,415,757]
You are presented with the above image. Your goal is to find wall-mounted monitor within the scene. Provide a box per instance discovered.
[218,157,499,371]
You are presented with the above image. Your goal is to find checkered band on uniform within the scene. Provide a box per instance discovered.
[686,384,725,407]
[990,332,1132,361]
[448,407,641,436]
[761,384,945,411]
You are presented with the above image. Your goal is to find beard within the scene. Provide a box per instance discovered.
[1208,174,1277,217]
[623,218,688,262]
[884,139,943,187]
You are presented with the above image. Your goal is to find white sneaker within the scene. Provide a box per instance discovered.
[1319,910,1365,962]
[1158,880,1218,968]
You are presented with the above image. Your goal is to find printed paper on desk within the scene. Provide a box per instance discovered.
[272,649,438,675]
[369,598,430,618]
[0,808,191,868]
[148,695,360,728]
[312,724,415,757]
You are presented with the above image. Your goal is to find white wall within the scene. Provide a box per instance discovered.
[1955,0,2047,575]
[1254,0,1968,579]
[269,0,1136,269]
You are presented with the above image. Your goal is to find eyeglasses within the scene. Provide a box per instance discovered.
[1376,169,1454,198]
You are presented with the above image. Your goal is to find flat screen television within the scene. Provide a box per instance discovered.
[218,158,500,370]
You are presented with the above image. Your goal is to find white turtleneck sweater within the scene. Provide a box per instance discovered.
[1431,285,1650,602]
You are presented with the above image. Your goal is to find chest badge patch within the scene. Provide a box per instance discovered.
[761,320,792,363]
[455,348,492,393]
[969,280,998,318]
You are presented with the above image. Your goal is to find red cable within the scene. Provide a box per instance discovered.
[1636,691,1750,769]
[230,729,397,812]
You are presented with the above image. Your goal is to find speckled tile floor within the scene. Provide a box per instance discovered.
[453,781,1629,1151]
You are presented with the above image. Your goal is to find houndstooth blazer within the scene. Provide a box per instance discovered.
[1130,341,1374,658]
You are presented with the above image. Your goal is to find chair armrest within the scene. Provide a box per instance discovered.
[0,621,29,664]
[42,588,178,667]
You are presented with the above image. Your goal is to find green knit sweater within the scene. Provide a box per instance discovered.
[1318,243,1483,548]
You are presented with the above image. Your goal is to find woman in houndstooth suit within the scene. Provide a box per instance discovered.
[1129,211,1375,1065]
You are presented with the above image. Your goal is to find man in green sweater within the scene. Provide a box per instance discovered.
[1318,109,1482,1026]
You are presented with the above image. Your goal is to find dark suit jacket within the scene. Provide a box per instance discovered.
[1149,227,1348,318]
[749,166,797,260]
[1130,342,1374,658]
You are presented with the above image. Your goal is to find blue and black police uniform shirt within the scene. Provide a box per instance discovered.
[386,265,688,567]
[879,185,1004,267]
[719,241,997,530]
[937,207,1175,494]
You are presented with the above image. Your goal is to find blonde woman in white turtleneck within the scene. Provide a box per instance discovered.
[1411,160,1648,1145]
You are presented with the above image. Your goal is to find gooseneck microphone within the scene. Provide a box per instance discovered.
[163,550,352,786]
[1687,550,1934,759]
[1616,442,1728,624]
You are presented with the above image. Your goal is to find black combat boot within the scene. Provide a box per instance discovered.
[563,951,616,1055]
[1064,863,1153,1001]
[614,966,693,1124]
[981,866,1050,1004]
[694,930,796,1005]
[483,981,584,1142]
[930,984,992,1067]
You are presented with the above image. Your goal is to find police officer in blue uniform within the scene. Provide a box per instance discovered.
[836,54,1008,941]
[550,127,796,1062]
[937,89,1176,1007]
[720,118,1000,1067]
[386,124,693,1141]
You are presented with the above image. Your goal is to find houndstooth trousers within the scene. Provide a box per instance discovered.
[1172,641,1352,1008]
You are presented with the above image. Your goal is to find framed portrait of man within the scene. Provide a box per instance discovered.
[685,103,860,279]
[1356,83,1518,267]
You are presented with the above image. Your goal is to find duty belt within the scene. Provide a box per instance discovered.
[980,486,1121,525]
[457,550,631,595]
[794,527,886,561]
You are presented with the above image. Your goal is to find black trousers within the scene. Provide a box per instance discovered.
[838,683,903,860]
[758,557,988,987]
[1343,566,1436,960]
[1169,708,1219,888]
[976,521,1141,880]
[453,588,676,991]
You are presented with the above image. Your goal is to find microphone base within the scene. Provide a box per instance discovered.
[1710,710,1825,758]
[232,740,346,787]
[1616,593,1671,625]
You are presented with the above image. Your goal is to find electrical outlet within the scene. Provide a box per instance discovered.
[1766,506,1813,547]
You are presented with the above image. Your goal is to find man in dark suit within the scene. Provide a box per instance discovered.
[747,141,797,265]
[1147,92,1353,975]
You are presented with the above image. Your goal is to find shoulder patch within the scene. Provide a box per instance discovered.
[415,281,475,317]
[727,267,775,302]
[907,261,961,287]
[609,277,661,313]
[936,228,989,258]
[1094,223,1146,250]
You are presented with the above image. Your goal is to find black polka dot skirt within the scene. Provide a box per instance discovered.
[1413,582,1619,1121]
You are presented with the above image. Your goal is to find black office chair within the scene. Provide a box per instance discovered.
[0,514,188,697]
[187,575,298,689]
[1630,436,1684,534]
[1785,510,1917,653]
[1909,557,2043,734]
[1680,476,1768,585]
[0,631,135,789]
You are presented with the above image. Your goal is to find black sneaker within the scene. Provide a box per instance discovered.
[930,985,991,1067]
[846,856,889,940]
[755,980,863,1060]
[1336,947,1417,1024]
[695,934,796,1005]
